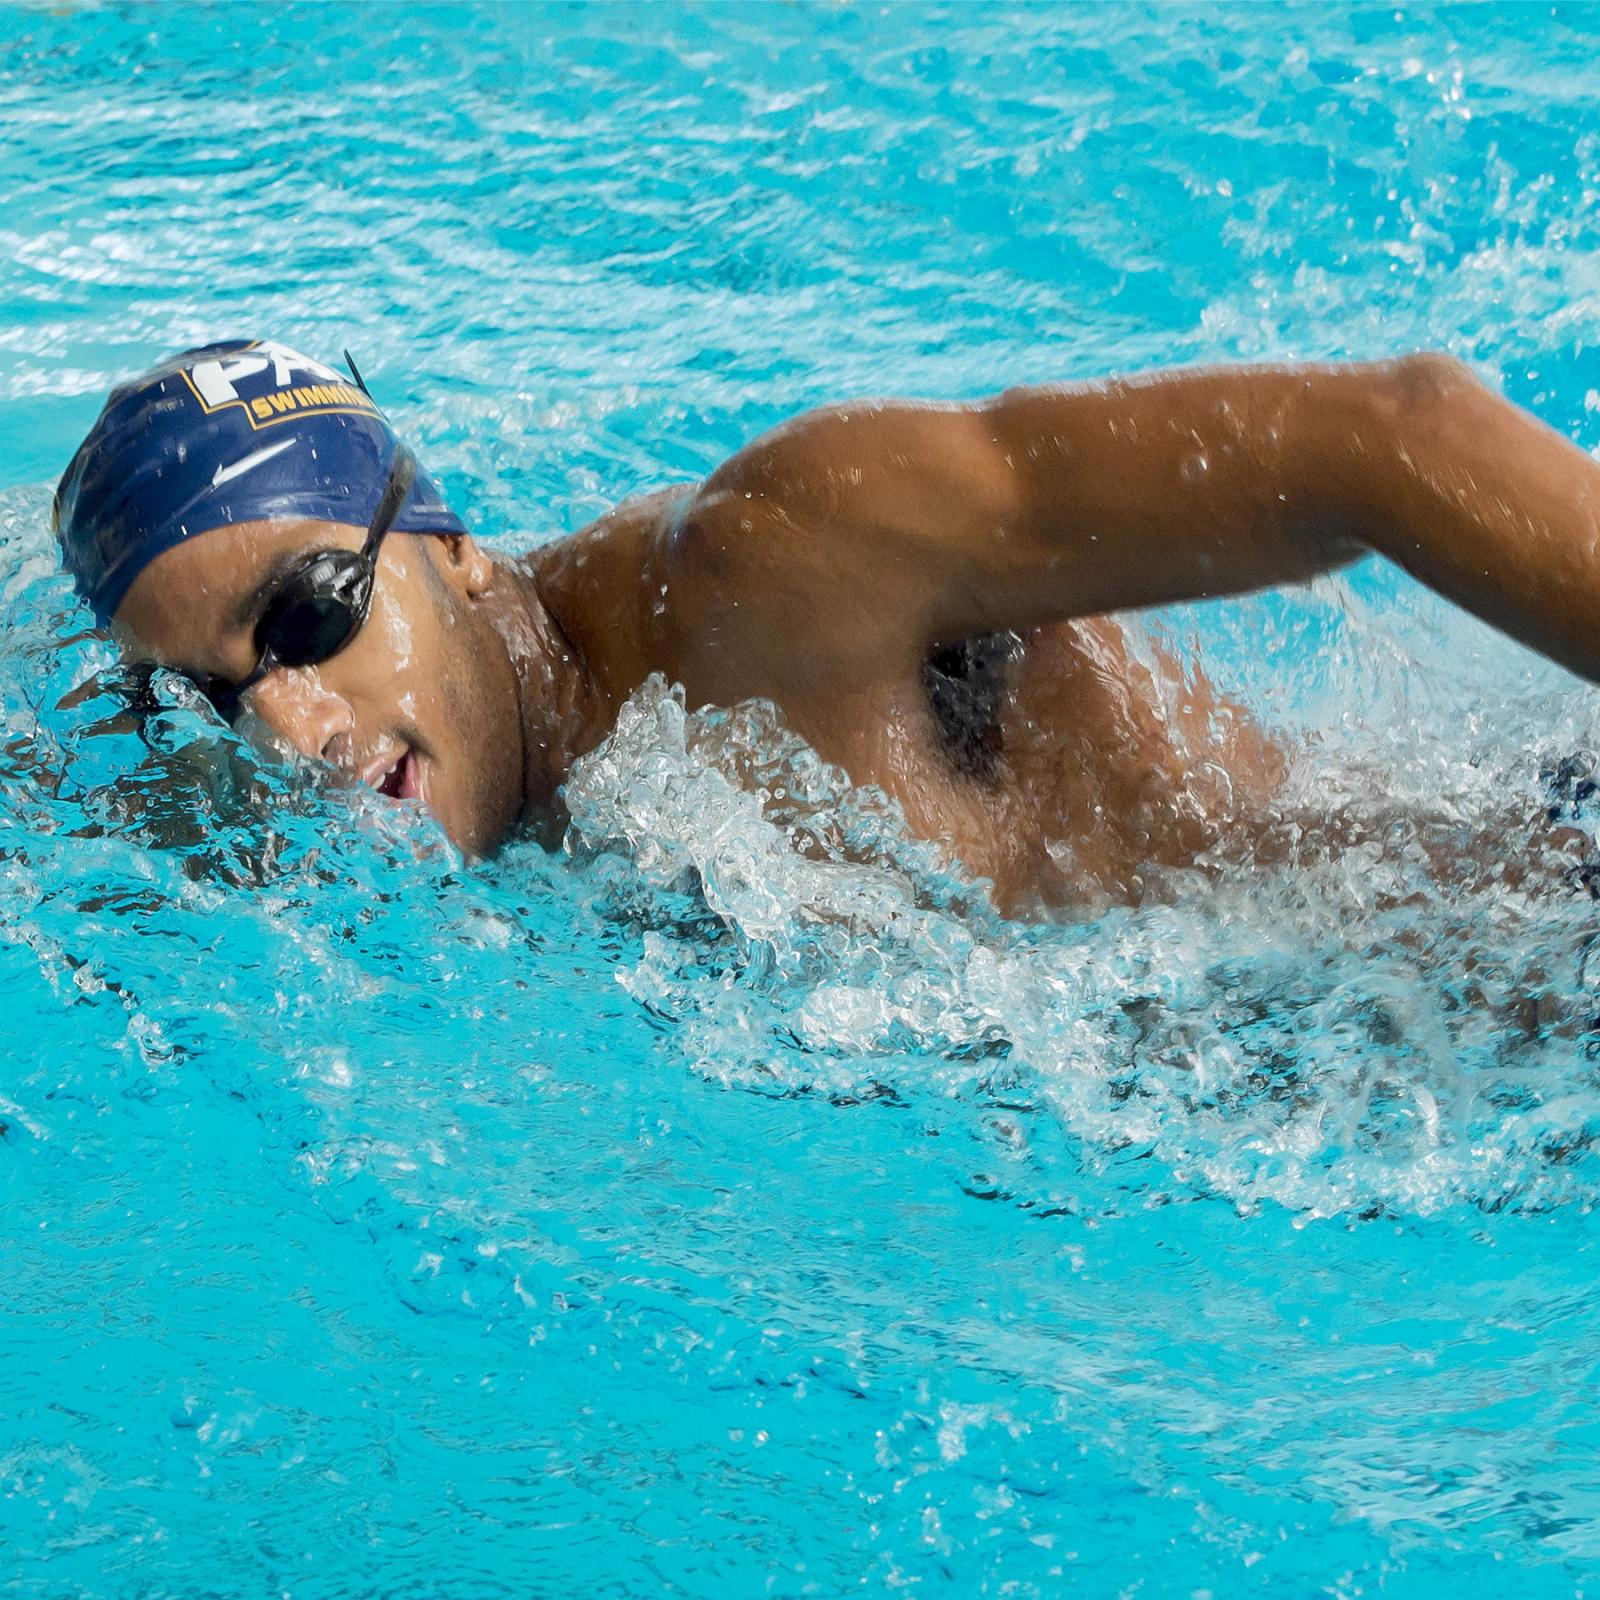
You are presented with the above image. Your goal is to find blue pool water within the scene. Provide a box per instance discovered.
[6,3,1600,1594]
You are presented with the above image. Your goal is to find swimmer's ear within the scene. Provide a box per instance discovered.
[429,533,495,601]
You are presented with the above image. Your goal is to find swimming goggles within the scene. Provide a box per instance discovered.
[201,443,418,721]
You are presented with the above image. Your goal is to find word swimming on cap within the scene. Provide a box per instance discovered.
[55,339,466,623]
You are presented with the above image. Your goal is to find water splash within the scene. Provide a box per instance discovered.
[565,662,1600,1221]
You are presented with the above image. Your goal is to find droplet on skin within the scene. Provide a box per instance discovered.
[1180,452,1210,482]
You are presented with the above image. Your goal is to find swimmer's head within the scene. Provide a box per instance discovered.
[56,341,529,853]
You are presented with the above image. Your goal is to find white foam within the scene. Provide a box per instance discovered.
[564,623,1600,1220]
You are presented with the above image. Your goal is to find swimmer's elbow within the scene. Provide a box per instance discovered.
[1283,353,1491,562]
[1371,351,1486,422]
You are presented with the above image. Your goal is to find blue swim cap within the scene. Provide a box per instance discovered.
[55,339,468,623]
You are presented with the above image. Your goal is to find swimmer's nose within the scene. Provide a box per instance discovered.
[243,668,356,763]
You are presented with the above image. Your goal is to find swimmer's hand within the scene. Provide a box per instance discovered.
[665,354,1600,686]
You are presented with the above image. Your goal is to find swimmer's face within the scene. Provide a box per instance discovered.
[115,520,526,854]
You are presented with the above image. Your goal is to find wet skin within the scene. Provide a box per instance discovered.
[114,355,1600,913]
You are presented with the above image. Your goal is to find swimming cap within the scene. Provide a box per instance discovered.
[55,339,468,623]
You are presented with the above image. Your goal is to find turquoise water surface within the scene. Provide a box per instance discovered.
[6,4,1600,1595]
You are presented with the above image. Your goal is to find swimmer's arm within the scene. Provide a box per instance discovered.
[1302,354,1600,683]
[685,355,1600,680]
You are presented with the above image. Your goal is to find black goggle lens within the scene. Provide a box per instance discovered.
[257,559,368,668]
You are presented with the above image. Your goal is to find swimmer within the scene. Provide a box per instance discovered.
[52,340,1600,911]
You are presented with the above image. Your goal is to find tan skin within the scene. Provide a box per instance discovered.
[114,354,1600,915]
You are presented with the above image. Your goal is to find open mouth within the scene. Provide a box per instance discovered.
[368,746,425,803]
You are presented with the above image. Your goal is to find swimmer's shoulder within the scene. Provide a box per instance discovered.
[652,399,979,623]
[530,398,994,702]
[676,397,992,551]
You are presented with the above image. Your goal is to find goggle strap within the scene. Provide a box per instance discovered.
[343,348,372,398]
[361,445,417,562]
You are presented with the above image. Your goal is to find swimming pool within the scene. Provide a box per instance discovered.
[6,2,1600,1593]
